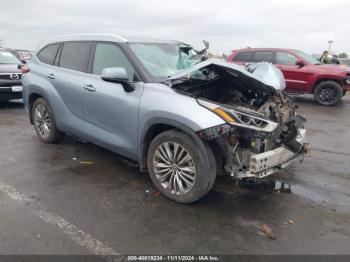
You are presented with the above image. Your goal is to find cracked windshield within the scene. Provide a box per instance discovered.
[130,43,199,78]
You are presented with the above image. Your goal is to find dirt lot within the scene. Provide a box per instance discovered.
[0,95,349,256]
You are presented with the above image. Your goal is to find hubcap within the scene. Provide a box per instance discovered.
[153,142,196,195]
[318,86,337,104]
[34,104,51,139]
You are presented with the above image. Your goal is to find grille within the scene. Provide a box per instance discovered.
[0,74,22,80]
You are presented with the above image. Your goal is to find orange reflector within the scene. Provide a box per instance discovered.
[213,108,235,122]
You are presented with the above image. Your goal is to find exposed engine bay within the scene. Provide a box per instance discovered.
[168,60,308,179]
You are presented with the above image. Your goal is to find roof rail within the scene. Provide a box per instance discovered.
[46,34,128,43]
[95,34,128,42]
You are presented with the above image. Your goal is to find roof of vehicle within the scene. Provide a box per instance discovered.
[232,47,299,53]
[41,34,183,48]
[0,48,14,52]
[0,48,20,56]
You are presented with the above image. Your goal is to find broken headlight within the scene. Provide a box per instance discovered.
[198,99,278,132]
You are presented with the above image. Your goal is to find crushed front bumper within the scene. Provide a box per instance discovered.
[237,129,306,179]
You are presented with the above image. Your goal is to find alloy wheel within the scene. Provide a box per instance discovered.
[153,142,196,195]
[318,86,338,105]
[34,104,51,139]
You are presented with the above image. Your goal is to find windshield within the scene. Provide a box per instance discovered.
[0,51,20,64]
[296,50,320,65]
[129,43,200,79]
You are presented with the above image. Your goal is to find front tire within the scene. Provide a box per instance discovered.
[32,98,64,143]
[314,81,343,106]
[147,130,216,203]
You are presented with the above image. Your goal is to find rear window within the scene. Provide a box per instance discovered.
[37,44,60,65]
[232,51,254,62]
[252,52,274,63]
[59,42,92,72]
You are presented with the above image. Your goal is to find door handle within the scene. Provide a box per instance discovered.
[47,73,55,79]
[83,84,96,92]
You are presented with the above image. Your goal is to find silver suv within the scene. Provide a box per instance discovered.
[22,34,307,203]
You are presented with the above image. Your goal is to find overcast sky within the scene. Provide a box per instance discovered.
[0,0,349,55]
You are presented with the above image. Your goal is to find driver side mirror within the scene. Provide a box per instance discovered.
[101,67,135,92]
[295,58,304,67]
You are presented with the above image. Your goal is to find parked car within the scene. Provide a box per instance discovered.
[0,48,23,101]
[339,58,350,67]
[22,35,307,203]
[14,49,34,62]
[2,48,33,63]
[227,48,350,106]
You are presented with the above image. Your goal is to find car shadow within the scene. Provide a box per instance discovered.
[0,100,24,110]
[290,94,349,108]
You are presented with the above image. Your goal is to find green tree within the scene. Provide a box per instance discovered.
[338,52,348,59]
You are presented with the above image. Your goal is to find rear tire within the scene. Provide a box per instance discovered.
[314,81,343,106]
[32,98,64,143]
[147,130,216,203]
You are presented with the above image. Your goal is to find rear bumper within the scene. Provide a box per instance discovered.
[237,129,306,179]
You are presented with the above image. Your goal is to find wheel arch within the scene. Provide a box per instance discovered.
[138,117,212,172]
[28,91,47,124]
[312,78,343,93]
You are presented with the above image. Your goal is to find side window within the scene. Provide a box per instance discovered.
[253,52,274,63]
[37,44,60,65]
[276,52,297,65]
[92,43,136,81]
[232,52,254,62]
[59,42,92,72]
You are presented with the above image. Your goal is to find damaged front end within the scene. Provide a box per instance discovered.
[168,59,308,179]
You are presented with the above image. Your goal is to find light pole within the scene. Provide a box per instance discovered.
[328,40,333,53]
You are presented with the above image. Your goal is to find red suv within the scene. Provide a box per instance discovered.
[227,48,350,106]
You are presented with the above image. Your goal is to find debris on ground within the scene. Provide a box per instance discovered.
[72,157,77,161]
[80,161,93,165]
[259,224,277,239]
[154,191,161,197]
[282,219,295,229]
[145,190,150,198]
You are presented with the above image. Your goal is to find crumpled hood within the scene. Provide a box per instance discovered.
[168,59,286,91]
[0,64,21,74]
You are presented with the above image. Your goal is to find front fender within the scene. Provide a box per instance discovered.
[137,84,225,171]
[311,75,346,91]
[138,117,214,172]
